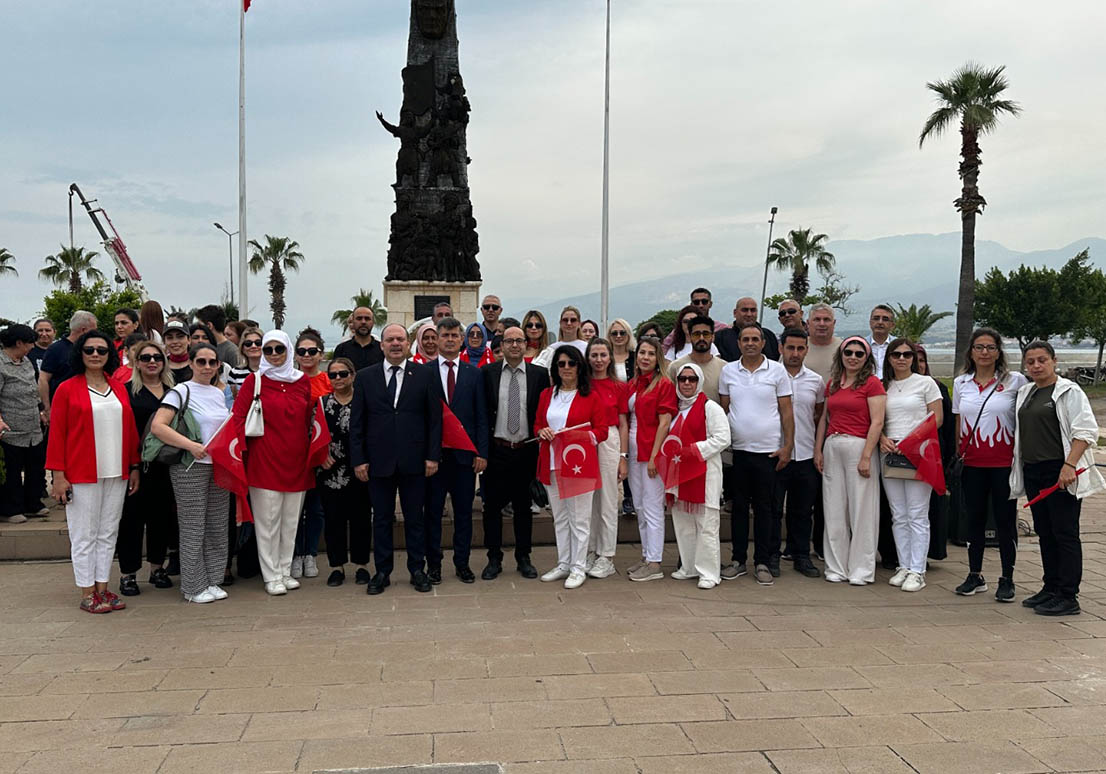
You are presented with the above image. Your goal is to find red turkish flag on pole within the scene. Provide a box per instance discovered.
[441,400,477,453]
[308,399,332,469]
[552,427,601,498]
[655,413,707,490]
[895,411,947,496]
[204,415,253,524]
[243,0,252,12]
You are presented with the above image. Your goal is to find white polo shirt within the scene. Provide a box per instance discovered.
[718,356,792,453]
[785,365,825,461]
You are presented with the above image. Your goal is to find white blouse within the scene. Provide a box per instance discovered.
[89,386,124,479]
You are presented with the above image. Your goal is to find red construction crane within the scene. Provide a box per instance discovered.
[68,183,149,301]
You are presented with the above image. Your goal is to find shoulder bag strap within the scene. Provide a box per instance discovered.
[960,379,999,454]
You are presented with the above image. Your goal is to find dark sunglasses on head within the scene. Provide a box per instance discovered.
[889,351,915,360]
[138,353,166,363]
[482,304,501,311]
[242,340,262,348]
[327,370,352,380]
[842,349,866,358]
[556,360,578,368]
[262,345,286,356]
[193,357,218,367]
[82,345,110,356]
[677,375,699,383]
[295,347,320,357]
[778,308,799,317]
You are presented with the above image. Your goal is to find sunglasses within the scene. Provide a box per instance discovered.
[327,370,352,380]
[609,329,627,337]
[556,360,578,368]
[242,340,262,348]
[262,345,286,356]
[778,309,799,317]
[689,330,712,339]
[842,349,867,358]
[525,322,543,329]
[889,351,915,360]
[482,304,501,311]
[82,346,110,356]
[561,318,578,325]
[193,357,218,367]
[677,375,699,383]
[295,347,320,357]
[138,353,166,363]
[691,298,710,306]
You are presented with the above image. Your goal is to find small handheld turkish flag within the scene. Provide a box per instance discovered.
[441,400,477,453]
[552,427,601,498]
[895,411,946,496]
[205,415,253,524]
[308,399,332,469]
[655,414,707,490]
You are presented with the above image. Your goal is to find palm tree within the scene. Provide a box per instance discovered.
[331,288,388,333]
[893,303,953,343]
[920,62,1021,367]
[39,245,104,293]
[0,248,16,278]
[766,228,835,301]
[248,235,304,330]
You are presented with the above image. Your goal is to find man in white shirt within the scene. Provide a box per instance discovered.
[773,328,825,578]
[868,304,895,375]
[718,322,794,586]
[805,303,841,382]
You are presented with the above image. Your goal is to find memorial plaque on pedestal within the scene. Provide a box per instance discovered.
[415,294,451,320]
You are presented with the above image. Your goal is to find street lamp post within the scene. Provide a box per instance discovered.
[758,206,779,324]
[214,222,238,310]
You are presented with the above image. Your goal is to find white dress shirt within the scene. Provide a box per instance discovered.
[436,356,461,401]
[383,360,408,407]
[785,365,826,461]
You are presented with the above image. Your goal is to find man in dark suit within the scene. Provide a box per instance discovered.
[423,317,489,584]
[480,326,551,579]
[350,323,442,594]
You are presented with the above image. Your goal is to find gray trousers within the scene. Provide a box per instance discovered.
[170,464,230,596]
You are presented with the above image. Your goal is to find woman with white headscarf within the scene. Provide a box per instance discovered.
[665,363,730,589]
[231,330,315,596]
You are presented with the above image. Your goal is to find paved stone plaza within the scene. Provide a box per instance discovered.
[2,497,1105,774]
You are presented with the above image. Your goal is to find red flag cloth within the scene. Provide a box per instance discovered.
[244,0,251,12]
[308,399,332,469]
[441,400,477,453]
[1023,467,1086,507]
[655,399,708,496]
[552,427,601,498]
[205,416,253,524]
[895,411,947,496]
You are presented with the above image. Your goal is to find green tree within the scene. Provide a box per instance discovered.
[39,245,104,293]
[892,303,953,342]
[331,288,388,333]
[636,309,678,339]
[1069,268,1106,383]
[41,281,143,335]
[0,248,16,277]
[766,267,860,315]
[766,228,835,301]
[248,235,304,330]
[920,62,1021,367]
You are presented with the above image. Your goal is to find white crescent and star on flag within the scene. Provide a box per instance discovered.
[561,443,586,475]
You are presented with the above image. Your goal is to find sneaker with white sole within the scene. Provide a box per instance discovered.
[901,572,926,592]
[628,563,664,582]
[206,585,229,600]
[0,514,27,524]
[184,589,216,604]
[697,578,717,590]
[824,572,847,583]
[954,573,987,596]
[754,564,774,586]
[265,581,287,596]
[720,562,746,580]
[584,553,597,574]
[888,567,910,587]
[671,568,698,581]
[303,555,319,578]
[564,571,586,589]
[541,567,570,583]
[588,556,616,579]
[290,556,304,579]
[283,576,301,590]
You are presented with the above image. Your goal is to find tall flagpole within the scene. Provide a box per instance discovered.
[237,0,249,320]
[599,0,611,332]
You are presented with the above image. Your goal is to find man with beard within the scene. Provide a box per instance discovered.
[335,307,385,372]
[667,316,725,401]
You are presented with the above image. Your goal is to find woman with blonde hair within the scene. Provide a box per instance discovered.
[227,327,264,398]
[521,310,550,363]
[607,318,636,381]
[584,337,629,579]
[533,306,587,369]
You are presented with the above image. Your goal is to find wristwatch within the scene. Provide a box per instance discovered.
[619,452,628,459]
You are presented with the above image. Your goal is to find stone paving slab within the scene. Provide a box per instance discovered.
[0,495,1104,772]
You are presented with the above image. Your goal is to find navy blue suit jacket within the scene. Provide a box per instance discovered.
[425,357,489,463]
[350,359,442,477]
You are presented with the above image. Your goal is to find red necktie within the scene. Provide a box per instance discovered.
[446,360,456,404]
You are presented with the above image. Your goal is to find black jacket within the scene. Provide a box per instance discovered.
[481,360,550,443]
[349,360,442,476]
[715,324,779,362]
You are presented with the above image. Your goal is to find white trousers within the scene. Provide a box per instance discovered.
[250,487,306,583]
[882,474,932,574]
[628,445,666,563]
[66,477,127,587]
[822,435,879,583]
[672,504,721,584]
[588,433,621,558]
[546,474,594,574]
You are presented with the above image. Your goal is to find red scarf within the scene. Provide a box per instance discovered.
[671,393,708,511]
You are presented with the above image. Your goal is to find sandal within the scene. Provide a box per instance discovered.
[80,592,112,614]
[101,590,126,611]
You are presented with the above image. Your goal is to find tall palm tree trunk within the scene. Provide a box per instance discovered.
[269,259,287,330]
[69,274,82,294]
[953,121,986,367]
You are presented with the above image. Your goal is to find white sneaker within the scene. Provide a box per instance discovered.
[671,568,699,581]
[848,578,867,586]
[303,555,319,578]
[265,581,287,596]
[888,567,910,587]
[206,585,229,600]
[564,571,586,589]
[0,514,27,524]
[282,576,301,590]
[588,556,616,579]
[697,578,717,590]
[584,553,597,573]
[902,572,926,592]
[290,556,304,579]
[184,589,216,604]
[541,567,570,583]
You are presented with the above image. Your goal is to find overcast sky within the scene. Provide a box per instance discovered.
[2,0,1103,337]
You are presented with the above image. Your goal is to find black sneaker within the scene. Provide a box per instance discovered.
[768,557,781,578]
[621,499,636,518]
[995,577,1015,603]
[1034,596,1080,616]
[954,573,987,596]
[1022,588,1056,608]
[149,568,173,588]
[794,558,821,578]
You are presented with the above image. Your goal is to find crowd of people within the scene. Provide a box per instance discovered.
[0,288,1100,617]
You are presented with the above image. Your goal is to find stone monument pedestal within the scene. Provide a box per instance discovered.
[383,279,482,330]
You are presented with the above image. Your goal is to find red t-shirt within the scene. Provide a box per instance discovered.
[306,371,333,401]
[232,373,315,492]
[825,375,885,439]
[631,376,679,461]
[590,377,628,428]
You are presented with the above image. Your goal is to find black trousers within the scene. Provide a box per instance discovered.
[0,439,46,517]
[482,442,538,563]
[424,455,476,569]
[773,459,818,561]
[1024,460,1082,599]
[877,485,898,567]
[116,462,172,574]
[369,473,426,577]
[962,464,1018,577]
[731,450,778,567]
[321,481,372,567]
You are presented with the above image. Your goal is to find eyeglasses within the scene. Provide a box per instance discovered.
[82,346,110,356]
[676,375,699,383]
[242,340,262,349]
[262,345,286,356]
[138,353,166,363]
[690,298,710,306]
[502,338,525,345]
[778,308,799,317]
[609,329,626,337]
[482,304,501,311]
[889,351,915,360]
[972,344,998,353]
[295,347,320,357]
[556,360,578,368]
[327,370,352,380]
[689,330,712,340]
[842,349,866,358]
[193,357,218,367]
